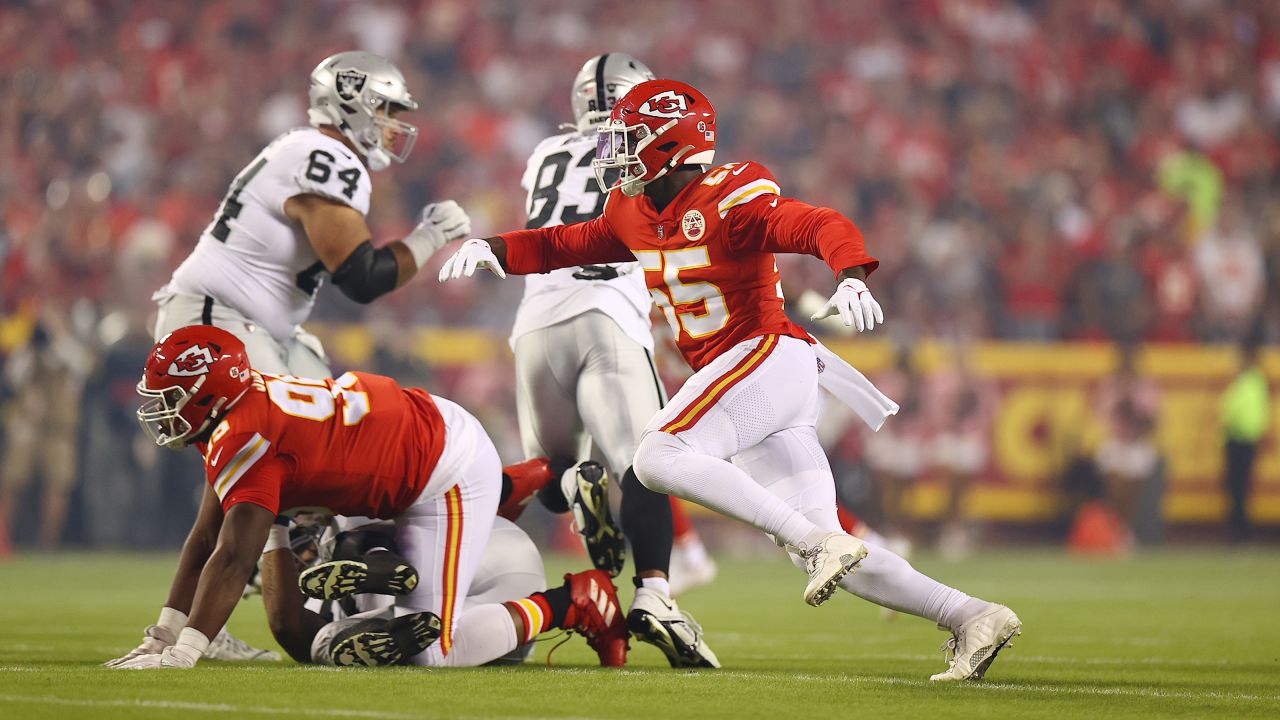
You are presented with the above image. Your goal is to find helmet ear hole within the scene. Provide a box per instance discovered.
[196,396,214,407]
[657,141,678,152]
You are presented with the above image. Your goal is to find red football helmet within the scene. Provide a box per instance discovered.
[593,79,716,197]
[137,325,253,447]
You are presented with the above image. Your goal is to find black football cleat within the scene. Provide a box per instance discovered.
[330,611,442,667]
[299,549,419,600]
[563,461,626,577]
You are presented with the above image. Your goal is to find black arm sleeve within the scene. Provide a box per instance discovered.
[330,241,400,304]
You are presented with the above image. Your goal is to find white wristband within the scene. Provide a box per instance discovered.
[174,627,210,661]
[262,524,291,554]
[401,233,436,271]
[157,607,188,637]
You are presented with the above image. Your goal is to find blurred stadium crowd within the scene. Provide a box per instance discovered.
[1,0,1276,549]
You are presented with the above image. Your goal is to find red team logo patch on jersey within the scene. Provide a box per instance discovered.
[682,209,706,241]
[168,345,216,377]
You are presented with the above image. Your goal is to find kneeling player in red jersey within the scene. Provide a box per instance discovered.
[104,326,627,669]
[440,79,1021,681]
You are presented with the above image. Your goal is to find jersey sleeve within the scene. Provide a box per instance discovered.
[719,163,878,278]
[204,430,290,514]
[283,138,372,216]
[500,214,635,274]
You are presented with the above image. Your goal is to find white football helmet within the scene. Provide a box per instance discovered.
[308,51,418,172]
[570,53,655,133]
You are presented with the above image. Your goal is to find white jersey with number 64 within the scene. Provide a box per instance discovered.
[160,127,372,341]
[509,131,652,350]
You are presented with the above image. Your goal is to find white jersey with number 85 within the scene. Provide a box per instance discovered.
[509,131,652,350]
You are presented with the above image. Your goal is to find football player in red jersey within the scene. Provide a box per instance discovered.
[440,80,1022,681]
[105,326,628,669]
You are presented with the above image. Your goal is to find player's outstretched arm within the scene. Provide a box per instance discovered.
[287,194,471,303]
[438,215,632,282]
[104,485,224,667]
[258,518,328,664]
[113,502,274,670]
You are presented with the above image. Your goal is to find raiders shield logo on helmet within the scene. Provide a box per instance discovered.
[168,345,216,377]
[335,69,367,102]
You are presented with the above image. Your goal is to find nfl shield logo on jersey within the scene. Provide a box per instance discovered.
[335,69,367,102]
[682,209,706,241]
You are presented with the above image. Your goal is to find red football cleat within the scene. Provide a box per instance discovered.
[498,457,554,521]
[562,569,629,667]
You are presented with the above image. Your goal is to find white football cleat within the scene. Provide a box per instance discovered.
[798,532,867,607]
[627,586,719,668]
[204,628,281,662]
[930,603,1022,682]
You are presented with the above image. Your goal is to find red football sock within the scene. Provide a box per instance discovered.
[506,585,570,643]
[498,457,554,521]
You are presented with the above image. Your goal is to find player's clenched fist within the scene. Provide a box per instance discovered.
[438,238,507,281]
[810,277,884,332]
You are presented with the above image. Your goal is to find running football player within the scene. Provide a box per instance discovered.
[505,53,716,668]
[439,80,1022,681]
[104,326,628,669]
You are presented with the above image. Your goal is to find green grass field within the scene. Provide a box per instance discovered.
[1,549,1278,719]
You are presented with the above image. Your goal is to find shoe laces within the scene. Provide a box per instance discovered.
[796,542,825,574]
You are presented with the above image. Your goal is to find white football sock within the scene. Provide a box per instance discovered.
[634,431,819,547]
[835,540,987,630]
[640,576,671,598]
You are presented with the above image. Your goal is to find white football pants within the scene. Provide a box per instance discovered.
[634,335,984,629]
[513,310,665,477]
[153,291,330,378]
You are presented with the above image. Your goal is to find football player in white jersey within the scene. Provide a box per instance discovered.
[508,54,717,668]
[142,51,469,660]
[153,51,471,375]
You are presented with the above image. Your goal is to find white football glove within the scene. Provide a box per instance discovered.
[112,645,200,670]
[437,239,507,282]
[810,278,884,332]
[402,200,473,269]
[102,623,176,668]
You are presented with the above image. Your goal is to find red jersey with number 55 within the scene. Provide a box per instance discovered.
[501,161,877,370]
[196,370,446,518]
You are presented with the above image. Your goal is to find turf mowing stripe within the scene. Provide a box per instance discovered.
[648,671,1280,704]
[0,694,598,720]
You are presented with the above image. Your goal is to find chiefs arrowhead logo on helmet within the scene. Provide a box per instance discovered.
[638,90,690,119]
[168,345,216,377]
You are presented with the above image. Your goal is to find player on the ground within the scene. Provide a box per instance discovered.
[503,53,716,667]
[104,326,628,669]
[145,50,471,659]
[440,79,1022,681]
[258,515,546,667]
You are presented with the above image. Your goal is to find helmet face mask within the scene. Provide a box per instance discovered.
[309,51,419,171]
[136,378,201,448]
[594,120,670,197]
